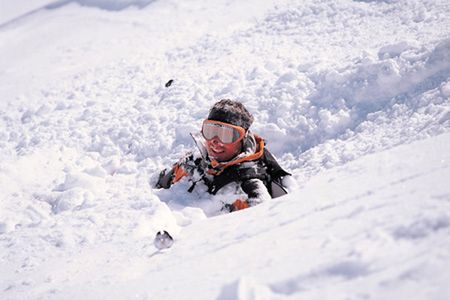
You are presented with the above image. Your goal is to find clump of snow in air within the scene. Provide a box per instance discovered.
[1,0,450,299]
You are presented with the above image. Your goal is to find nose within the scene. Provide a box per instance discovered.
[211,137,223,146]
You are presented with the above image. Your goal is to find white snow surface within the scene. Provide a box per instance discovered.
[1,0,450,299]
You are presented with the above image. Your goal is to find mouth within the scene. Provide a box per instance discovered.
[209,146,224,156]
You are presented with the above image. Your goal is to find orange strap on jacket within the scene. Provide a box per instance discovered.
[172,164,188,184]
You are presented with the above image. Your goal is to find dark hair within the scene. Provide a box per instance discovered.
[207,99,254,130]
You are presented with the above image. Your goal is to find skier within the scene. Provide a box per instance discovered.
[155,99,293,212]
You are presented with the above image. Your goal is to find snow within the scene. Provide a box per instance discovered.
[0,0,449,299]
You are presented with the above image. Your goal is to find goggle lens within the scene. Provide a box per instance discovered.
[202,122,243,144]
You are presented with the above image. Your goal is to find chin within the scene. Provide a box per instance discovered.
[211,155,225,161]
[208,152,226,162]
[216,154,235,162]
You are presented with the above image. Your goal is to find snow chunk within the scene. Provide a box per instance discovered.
[318,109,352,136]
[378,41,412,59]
[47,169,106,214]
[83,165,107,178]
[55,171,105,192]
[392,214,450,240]
[173,207,207,226]
[51,188,95,214]
[0,219,15,234]
[21,109,34,124]
[276,71,297,84]
[218,277,273,300]
[441,81,450,97]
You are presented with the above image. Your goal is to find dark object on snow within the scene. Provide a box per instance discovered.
[155,168,174,189]
[165,79,174,88]
[154,230,174,250]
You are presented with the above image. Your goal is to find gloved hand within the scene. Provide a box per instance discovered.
[224,199,249,212]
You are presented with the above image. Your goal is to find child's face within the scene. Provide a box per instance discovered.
[206,137,242,162]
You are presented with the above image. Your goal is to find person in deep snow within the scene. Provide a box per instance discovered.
[155,99,293,212]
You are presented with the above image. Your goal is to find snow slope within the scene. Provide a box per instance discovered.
[1,0,450,299]
[101,133,450,299]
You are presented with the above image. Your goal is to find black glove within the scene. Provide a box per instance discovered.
[155,168,174,189]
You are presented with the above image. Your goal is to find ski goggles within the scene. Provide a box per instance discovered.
[201,120,246,144]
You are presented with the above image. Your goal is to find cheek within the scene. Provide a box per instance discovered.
[223,143,241,155]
